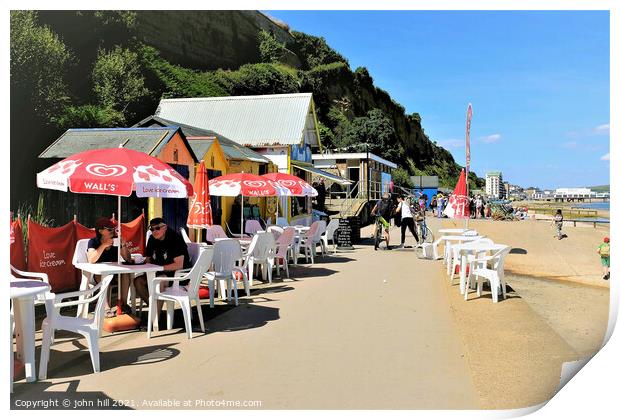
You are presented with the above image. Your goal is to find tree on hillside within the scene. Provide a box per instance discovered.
[10,10,73,120]
[92,46,149,117]
[290,31,349,69]
[257,30,286,63]
[339,109,404,164]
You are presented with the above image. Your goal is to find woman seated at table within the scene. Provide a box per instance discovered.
[88,217,133,316]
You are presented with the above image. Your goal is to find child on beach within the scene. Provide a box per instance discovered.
[597,237,610,280]
[552,209,563,240]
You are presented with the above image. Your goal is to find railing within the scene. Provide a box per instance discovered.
[339,182,360,216]
[529,207,598,218]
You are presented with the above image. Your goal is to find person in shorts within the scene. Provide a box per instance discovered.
[132,218,190,303]
[597,237,610,280]
[552,209,563,240]
[371,193,393,249]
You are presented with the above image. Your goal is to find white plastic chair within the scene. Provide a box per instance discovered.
[206,225,228,243]
[465,246,512,303]
[72,239,94,317]
[39,275,114,379]
[208,239,248,307]
[10,265,50,306]
[180,227,191,243]
[298,221,321,264]
[10,313,14,393]
[274,227,296,278]
[245,220,263,237]
[243,232,277,285]
[276,217,289,227]
[148,247,214,339]
[267,225,284,240]
[321,219,340,255]
[449,238,495,283]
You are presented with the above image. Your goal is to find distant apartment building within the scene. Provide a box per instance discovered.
[485,171,505,199]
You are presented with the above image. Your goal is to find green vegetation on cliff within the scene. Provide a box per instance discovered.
[10,10,482,208]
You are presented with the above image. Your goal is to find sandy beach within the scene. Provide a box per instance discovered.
[11,216,610,410]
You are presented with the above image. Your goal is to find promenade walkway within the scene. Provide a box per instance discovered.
[12,219,480,409]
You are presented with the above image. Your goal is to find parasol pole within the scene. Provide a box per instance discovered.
[116,195,123,315]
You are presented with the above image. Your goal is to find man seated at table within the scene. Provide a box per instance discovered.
[88,217,133,316]
[133,218,191,304]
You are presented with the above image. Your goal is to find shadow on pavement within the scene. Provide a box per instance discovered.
[31,342,182,381]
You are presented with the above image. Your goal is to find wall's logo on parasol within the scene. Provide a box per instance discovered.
[86,163,127,177]
[243,180,267,188]
[279,180,297,188]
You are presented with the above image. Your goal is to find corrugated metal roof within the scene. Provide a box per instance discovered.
[134,115,271,163]
[39,127,185,159]
[187,139,217,161]
[155,93,316,147]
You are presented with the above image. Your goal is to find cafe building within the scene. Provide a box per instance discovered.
[155,93,349,226]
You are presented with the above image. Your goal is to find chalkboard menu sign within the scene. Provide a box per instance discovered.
[335,218,354,250]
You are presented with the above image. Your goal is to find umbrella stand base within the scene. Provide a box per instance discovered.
[103,314,141,333]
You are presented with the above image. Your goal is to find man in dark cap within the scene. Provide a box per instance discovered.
[132,217,190,303]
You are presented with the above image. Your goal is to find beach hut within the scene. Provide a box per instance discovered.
[38,127,198,232]
[134,116,276,227]
[154,93,349,226]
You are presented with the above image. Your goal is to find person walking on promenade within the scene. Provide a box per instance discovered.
[597,237,610,280]
[475,196,483,218]
[484,202,492,219]
[430,195,437,216]
[315,178,327,212]
[394,195,420,249]
[552,209,564,240]
[436,194,445,218]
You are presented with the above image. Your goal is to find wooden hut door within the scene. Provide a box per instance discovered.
[207,169,222,225]
[163,164,189,234]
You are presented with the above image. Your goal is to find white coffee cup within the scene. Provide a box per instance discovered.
[131,253,145,264]
[113,237,120,247]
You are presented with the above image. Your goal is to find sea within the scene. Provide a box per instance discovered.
[571,202,610,211]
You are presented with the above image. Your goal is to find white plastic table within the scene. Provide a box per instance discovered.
[438,228,477,235]
[456,242,507,295]
[74,262,162,319]
[11,279,51,382]
[432,234,484,264]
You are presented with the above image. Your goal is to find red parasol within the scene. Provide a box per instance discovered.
[444,169,470,219]
[187,160,213,231]
[261,173,317,197]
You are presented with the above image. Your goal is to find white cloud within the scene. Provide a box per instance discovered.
[595,123,610,133]
[562,141,578,149]
[438,139,465,149]
[479,134,501,143]
[567,123,610,137]
[600,153,610,161]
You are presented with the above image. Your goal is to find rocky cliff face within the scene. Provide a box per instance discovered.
[135,11,296,71]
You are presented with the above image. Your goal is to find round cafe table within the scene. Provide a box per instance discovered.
[11,279,51,382]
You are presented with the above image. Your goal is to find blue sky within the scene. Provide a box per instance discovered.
[267,10,610,189]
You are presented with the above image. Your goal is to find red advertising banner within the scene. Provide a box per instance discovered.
[10,216,27,271]
[27,220,79,293]
[74,220,95,241]
[121,213,146,255]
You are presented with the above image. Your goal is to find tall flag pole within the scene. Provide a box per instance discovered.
[465,103,473,228]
